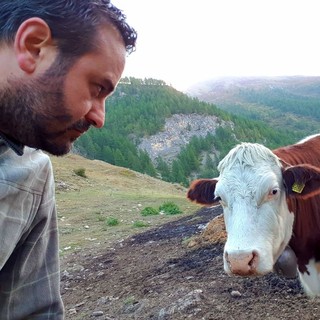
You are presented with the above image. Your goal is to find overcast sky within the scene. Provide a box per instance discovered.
[113,0,320,91]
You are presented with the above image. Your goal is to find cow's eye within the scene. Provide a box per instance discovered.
[268,188,280,198]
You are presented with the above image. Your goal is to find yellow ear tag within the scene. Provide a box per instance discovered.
[292,182,305,194]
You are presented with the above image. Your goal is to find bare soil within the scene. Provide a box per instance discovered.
[60,206,320,320]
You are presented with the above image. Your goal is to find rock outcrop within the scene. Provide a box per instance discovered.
[138,113,232,164]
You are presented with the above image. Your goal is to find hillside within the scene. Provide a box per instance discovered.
[50,153,199,250]
[74,77,302,186]
[187,76,320,137]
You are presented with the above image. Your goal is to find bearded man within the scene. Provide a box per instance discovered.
[0,1,136,318]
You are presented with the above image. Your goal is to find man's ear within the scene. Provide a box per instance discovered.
[187,179,220,206]
[283,164,320,199]
[14,17,53,74]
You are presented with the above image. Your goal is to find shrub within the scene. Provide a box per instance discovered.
[106,217,119,226]
[159,201,182,215]
[133,220,148,228]
[119,169,136,178]
[140,206,159,216]
[74,167,87,178]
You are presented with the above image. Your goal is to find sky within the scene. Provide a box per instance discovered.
[113,0,320,91]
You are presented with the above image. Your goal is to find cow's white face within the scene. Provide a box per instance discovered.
[214,143,294,276]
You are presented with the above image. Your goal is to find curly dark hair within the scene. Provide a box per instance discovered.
[0,0,137,56]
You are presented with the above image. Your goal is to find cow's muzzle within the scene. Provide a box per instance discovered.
[225,250,259,276]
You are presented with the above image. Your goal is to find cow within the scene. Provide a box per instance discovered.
[187,134,320,296]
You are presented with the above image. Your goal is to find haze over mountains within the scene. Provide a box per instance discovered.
[187,76,320,137]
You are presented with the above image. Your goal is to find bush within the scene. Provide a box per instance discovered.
[74,167,87,178]
[133,220,148,228]
[159,201,182,215]
[140,206,159,216]
[105,217,119,226]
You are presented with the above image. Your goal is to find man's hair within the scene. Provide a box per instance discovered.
[0,0,137,57]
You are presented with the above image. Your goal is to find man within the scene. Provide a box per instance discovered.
[0,1,137,318]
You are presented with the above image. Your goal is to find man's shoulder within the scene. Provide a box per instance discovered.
[0,147,54,194]
[23,147,52,164]
[8,147,52,170]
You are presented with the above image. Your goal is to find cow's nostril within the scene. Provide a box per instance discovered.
[249,250,259,269]
[225,252,231,269]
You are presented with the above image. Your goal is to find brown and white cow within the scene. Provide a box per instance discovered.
[187,134,320,296]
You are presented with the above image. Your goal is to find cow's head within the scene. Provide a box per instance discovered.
[188,143,320,277]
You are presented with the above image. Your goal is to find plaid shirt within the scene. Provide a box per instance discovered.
[0,136,64,319]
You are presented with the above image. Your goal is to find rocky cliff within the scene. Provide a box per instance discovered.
[138,113,232,164]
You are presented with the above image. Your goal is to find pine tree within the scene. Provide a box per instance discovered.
[171,160,188,186]
[156,157,172,182]
[113,149,127,168]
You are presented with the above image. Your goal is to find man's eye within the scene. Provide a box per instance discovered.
[97,85,104,96]
[91,85,102,98]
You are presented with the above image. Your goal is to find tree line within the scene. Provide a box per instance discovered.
[74,77,302,187]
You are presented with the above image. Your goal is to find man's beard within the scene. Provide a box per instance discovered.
[0,58,91,156]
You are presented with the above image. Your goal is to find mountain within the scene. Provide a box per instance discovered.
[74,77,304,186]
[187,76,320,137]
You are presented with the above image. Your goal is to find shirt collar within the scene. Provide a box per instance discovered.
[0,132,24,156]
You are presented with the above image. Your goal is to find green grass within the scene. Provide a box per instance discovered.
[105,217,119,226]
[73,167,87,178]
[159,201,182,215]
[51,153,200,253]
[140,206,159,216]
[132,220,149,228]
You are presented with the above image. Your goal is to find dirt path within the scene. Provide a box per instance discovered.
[61,207,320,320]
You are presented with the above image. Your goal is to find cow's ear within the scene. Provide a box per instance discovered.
[283,164,320,199]
[187,179,220,205]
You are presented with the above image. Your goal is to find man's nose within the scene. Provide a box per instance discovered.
[85,100,106,128]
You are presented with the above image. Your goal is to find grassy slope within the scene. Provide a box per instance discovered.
[50,153,200,254]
